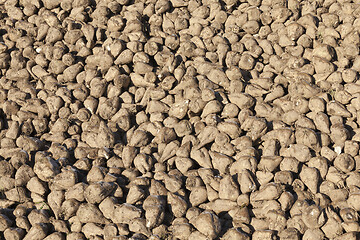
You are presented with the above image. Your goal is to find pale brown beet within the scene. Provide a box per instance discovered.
[1,0,360,239]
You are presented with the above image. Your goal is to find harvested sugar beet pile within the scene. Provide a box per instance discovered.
[1,0,360,239]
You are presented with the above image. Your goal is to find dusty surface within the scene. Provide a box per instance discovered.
[0,0,360,239]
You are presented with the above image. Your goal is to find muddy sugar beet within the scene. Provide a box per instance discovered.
[1,0,360,239]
